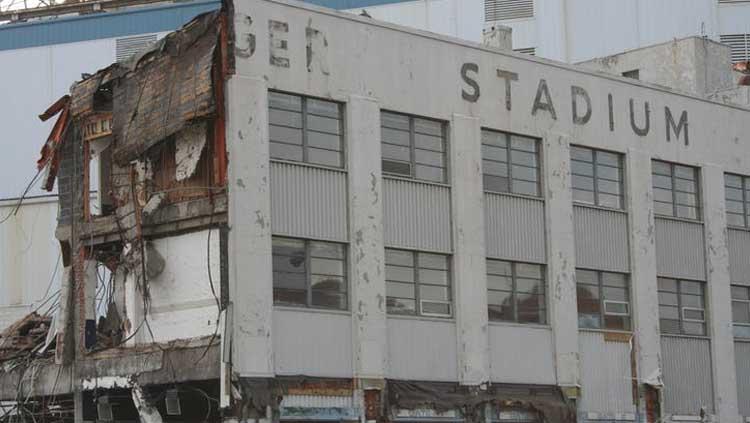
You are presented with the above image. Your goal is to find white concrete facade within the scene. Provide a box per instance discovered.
[227,0,750,421]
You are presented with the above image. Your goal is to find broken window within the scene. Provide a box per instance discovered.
[658,278,707,336]
[732,285,750,338]
[571,146,624,209]
[272,237,348,310]
[576,269,631,331]
[269,91,344,168]
[482,130,540,197]
[724,173,750,228]
[381,111,447,183]
[385,249,452,317]
[652,160,701,220]
[621,69,640,80]
[487,259,546,324]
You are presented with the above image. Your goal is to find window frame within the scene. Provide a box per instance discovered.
[486,258,547,325]
[268,90,346,169]
[271,236,349,311]
[731,285,750,338]
[385,248,453,318]
[651,160,702,221]
[380,110,449,184]
[576,269,632,331]
[570,145,626,210]
[481,129,542,198]
[657,277,708,336]
[725,172,750,228]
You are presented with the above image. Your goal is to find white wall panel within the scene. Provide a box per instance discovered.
[574,206,630,272]
[387,317,458,381]
[383,178,452,253]
[270,161,348,242]
[655,218,706,280]
[578,331,637,415]
[488,324,555,384]
[661,335,715,415]
[274,309,353,377]
[484,193,545,263]
[729,229,750,285]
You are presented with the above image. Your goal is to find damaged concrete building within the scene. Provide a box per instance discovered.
[2,0,750,422]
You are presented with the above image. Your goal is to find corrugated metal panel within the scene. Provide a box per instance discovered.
[488,325,555,384]
[655,218,706,280]
[115,34,157,62]
[270,162,348,242]
[383,178,451,252]
[274,309,353,377]
[578,331,636,415]
[387,317,458,381]
[484,193,545,263]
[729,229,750,285]
[735,341,750,417]
[485,0,533,22]
[574,206,630,272]
[720,34,750,63]
[0,0,220,51]
[281,395,355,408]
[660,335,714,415]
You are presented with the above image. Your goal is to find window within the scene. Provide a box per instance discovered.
[725,173,750,228]
[732,285,750,338]
[381,111,447,183]
[481,130,540,196]
[576,269,631,331]
[658,278,707,336]
[621,69,640,80]
[268,91,344,168]
[272,237,347,310]
[385,249,452,317]
[571,146,624,209]
[651,160,701,220]
[487,259,546,324]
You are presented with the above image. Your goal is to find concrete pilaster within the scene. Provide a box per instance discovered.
[226,75,275,377]
[625,148,663,418]
[542,133,579,390]
[702,164,741,423]
[347,95,388,381]
[450,114,490,386]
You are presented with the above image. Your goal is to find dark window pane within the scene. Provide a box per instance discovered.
[511,165,538,182]
[576,269,599,284]
[603,286,628,302]
[516,277,543,294]
[310,242,345,259]
[270,125,303,145]
[577,285,601,315]
[270,142,303,162]
[598,193,622,209]
[486,260,512,275]
[511,150,538,167]
[674,165,695,180]
[387,281,416,299]
[571,160,594,176]
[726,174,743,189]
[419,253,449,270]
[658,278,678,292]
[727,213,745,227]
[484,175,510,193]
[307,115,341,135]
[274,288,307,306]
[482,130,507,147]
[382,143,411,161]
[386,249,414,266]
[306,99,339,118]
[675,178,696,193]
[517,263,543,278]
[510,136,537,152]
[732,301,750,324]
[597,164,621,181]
[659,305,679,320]
[386,265,414,283]
[675,192,696,206]
[421,301,451,316]
[513,180,539,196]
[414,118,442,136]
[273,271,306,290]
[516,293,545,323]
[602,272,628,287]
[387,297,416,315]
[269,92,302,111]
[726,200,745,213]
[681,294,703,309]
[571,146,593,161]
[381,112,410,130]
[272,255,306,274]
[269,109,302,128]
[382,127,410,146]
[573,189,595,204]
[310,258,344,276]
[572,175,594,191]
[415,165,445,182]
[312,290,347,309]
[420,285,450,301]
[735,325,750,338]
[579,313,602,329]
[483,160,509,177]
[311,275,345,292]
[598,179,621,195]
[732,286,750,301]
[308,148,341,167]
[659,292,679,306]
[597,151,620,167]
[415,149,445,167]
[681,281,703,295]
[682,307,705,321]
[652,161,672,176]
[660,319,681,334]
[415,134,444,152]
[682,321,706,336]
[419,269,449,286]
[307,131,341,150]
[604,315,631,331]
[483,144,508,162]
[382,160,411,176]
[676,205,698,220]
[653,202,674,216]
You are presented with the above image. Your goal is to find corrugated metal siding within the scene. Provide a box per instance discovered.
[0,0,220,51]
[735,341,750,417]
[273,309,353,377]
[574,206,630,272]
[485,0,534,21]
[484,193,545,263]
[270,162,348,242]
[578,331,636,415]
[387,317,458,381]
[281,395,355,408]
[115,34,157,62]
[729,229,750,285]
[720,34,750,63]
[488,325,555,384]
[383,178,451,252]
[660,336,714,415]
[655,218,706,280]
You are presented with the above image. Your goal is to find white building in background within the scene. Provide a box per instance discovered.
[311,0,750,64]
[0,0,220,329]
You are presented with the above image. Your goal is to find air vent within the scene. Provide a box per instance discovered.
[720,34,750,63]
[513,47,536,56]
[115,34,158,63]
[485,0,533,22]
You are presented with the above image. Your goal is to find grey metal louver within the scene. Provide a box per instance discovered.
[514,47,536,56]
[485,0,533,22]
[115,34,157,63]
[720,34,750,63]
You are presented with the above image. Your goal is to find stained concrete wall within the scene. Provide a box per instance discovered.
[227,1,750,420]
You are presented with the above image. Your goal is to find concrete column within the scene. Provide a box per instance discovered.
[347,95,388,381]
[625,148,663,414]
[226,75,274,377]
[542,133,579,391]
[702,164,741,423]
[450,114,490,386]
